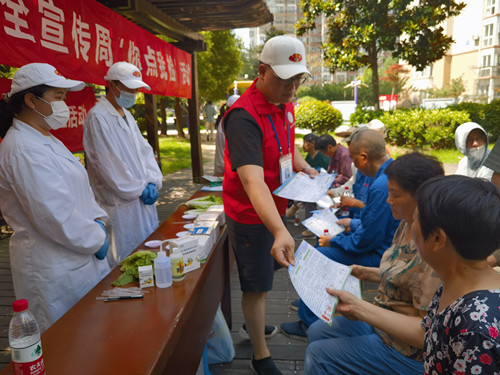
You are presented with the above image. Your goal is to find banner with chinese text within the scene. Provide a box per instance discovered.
[0,0,192,98]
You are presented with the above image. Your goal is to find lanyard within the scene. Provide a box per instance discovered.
[267,114,290,156]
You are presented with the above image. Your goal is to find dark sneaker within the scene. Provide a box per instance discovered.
[239,323,279,340]
[280,320,308,342]
[250,356,282,375]
[289,299,299,311]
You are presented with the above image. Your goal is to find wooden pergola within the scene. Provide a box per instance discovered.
[98,0,273,180]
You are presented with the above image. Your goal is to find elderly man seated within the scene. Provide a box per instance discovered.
[281,129,400,339]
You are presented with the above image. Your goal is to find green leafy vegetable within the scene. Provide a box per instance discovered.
[185,194,223,210]
[111,251,158,286]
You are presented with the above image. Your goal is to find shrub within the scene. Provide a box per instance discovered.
[295,99,343,134]
[350,106,388,125]
[381,108,470,149]
[448,101,500,141]
[483,99,500,141]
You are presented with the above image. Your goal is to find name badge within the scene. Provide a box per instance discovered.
[279,153,293,184]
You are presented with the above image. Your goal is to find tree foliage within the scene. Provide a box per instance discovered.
[425,77,465,99]
[380,63,410,97]
[197,31,243,102]
[296,0,465,109]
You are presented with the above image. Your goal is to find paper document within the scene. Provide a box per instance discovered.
[302,208,344,238]
[289,241,354,325]
[273,172,336,202]
[316,194,334,209]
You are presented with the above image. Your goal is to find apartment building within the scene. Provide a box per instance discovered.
[409,0,500,104]
[249,0,359,85]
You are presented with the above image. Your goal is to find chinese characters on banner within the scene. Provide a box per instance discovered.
[0,0,192,98]
[0,77,96,151]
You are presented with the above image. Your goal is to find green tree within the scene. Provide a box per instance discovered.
[296,0,465,110]
[197,31,243,102]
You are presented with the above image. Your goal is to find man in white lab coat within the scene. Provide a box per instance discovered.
[83,62,163,268]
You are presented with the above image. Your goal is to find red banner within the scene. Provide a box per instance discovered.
[0,77,96,151]
[0,0,192,98]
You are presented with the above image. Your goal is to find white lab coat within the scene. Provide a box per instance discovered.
[0,119,110,333]
[455,122,494,180]
[83,97,163,269]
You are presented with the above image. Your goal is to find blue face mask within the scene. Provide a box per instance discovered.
[112,82,137,108]
[116,90,137,108]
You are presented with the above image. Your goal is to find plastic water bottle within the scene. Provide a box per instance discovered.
[154,248,173,288]
[340,187,352,218]
[9,299,45,375]
[294,213,300,227]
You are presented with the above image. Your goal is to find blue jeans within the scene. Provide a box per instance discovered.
[298,244,383,326]
[304,317,423,375]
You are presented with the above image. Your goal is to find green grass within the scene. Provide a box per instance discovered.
[158,136,193,174]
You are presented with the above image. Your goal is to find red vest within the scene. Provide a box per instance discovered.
[222,79,295,224]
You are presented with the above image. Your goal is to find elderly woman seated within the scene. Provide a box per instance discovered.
[307,175,500,375]
[304,152,444,375]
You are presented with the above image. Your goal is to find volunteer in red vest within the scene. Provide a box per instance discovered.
[222,35,317,375]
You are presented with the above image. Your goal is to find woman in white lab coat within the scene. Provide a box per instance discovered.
[0,63,110,333]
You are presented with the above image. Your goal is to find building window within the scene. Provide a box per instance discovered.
[485,0,496,16]
[483,54,492,67]
[484,23,494,46]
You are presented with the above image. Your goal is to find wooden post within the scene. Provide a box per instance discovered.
[188,51,203,182]
[144,93,162,171]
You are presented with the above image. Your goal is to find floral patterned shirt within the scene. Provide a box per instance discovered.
[422,286,500,375]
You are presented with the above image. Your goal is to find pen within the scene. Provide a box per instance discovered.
[102,295,144,302]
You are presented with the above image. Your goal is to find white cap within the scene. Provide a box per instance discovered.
[226,95,240,108]
[367,119,387,137]
[104,61,151,90]
[8,63,85,97]
[260,35,310,79]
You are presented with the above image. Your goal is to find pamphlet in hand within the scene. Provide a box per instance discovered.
[302,208,344,238]
[273,172,336,203]
[288,241,361,325]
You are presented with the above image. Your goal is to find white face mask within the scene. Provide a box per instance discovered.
[34,97,70,130]
[465,144,486,169]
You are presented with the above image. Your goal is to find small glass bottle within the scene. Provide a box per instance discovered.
[170,246,185,282]
[9,299,45,375]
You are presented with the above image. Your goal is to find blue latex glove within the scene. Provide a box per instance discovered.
[147,183,159,204]
[140,183,158,205]
[94,219,109,260]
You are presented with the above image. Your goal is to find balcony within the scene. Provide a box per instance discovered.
[478,66,500,78]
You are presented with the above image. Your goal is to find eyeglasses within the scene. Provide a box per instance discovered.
[266,65,308,86]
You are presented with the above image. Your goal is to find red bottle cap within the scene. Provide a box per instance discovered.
[12,299,28,312]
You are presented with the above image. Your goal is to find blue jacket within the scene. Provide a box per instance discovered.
[350,171,374,219]
[330,158,399,258]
